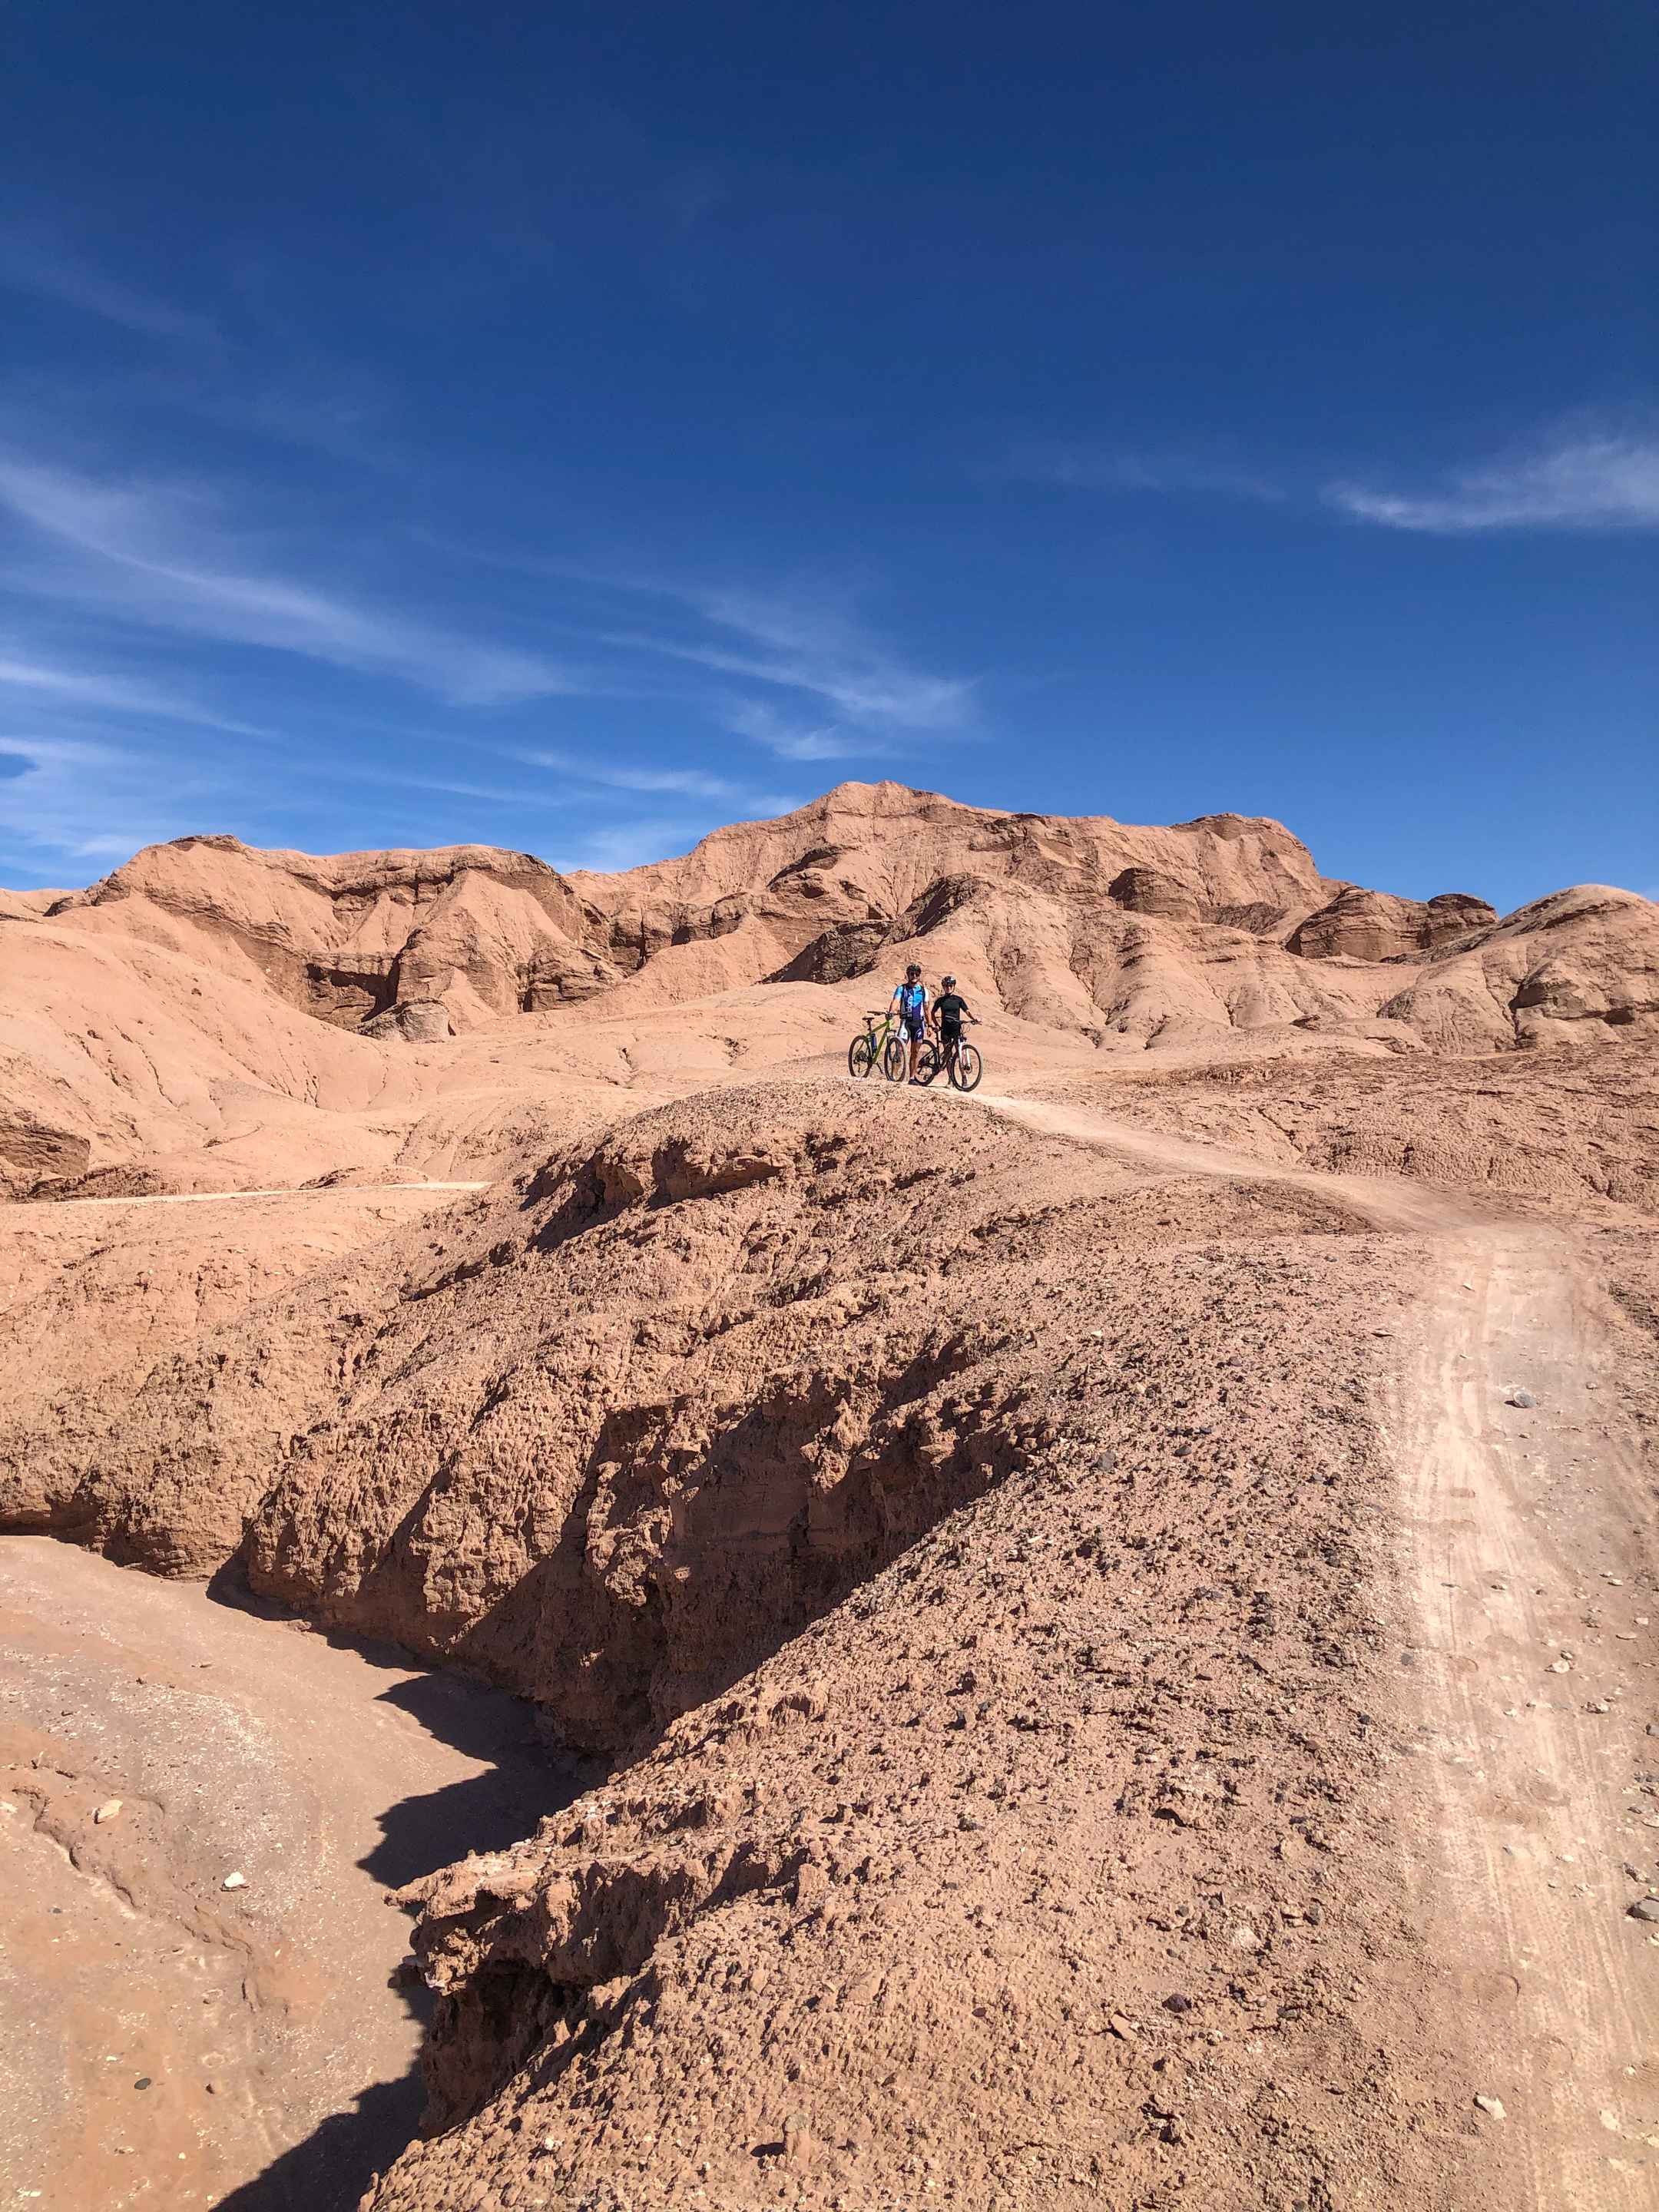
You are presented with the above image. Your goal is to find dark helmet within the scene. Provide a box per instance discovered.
[906,962,922,978]
[941,975,956,988]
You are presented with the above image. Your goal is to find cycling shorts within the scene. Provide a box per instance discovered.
[899,1012,927,1042]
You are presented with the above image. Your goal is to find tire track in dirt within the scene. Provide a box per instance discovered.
[966,1088,1658,2205]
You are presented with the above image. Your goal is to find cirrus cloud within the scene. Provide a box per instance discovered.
[1325,428,1659,535]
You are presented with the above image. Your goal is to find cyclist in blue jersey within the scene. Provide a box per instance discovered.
[890,962,931,1083]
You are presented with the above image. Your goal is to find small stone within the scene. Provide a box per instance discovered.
[1628,1896,1659,1923]
[783,2111,813,2167]
[1548,1660,1571,1674]
[1107,2014,1137,2042]
[1587,1700,1610,1714]
[134,2078,151,2091]
[1163,1993,1193,2014]
[221,1872,247,1891]
[205,2081,221,2096]
[1508,1392,1536,1409]
[94,1800,123,1824]
[1473,2094,1505,2119]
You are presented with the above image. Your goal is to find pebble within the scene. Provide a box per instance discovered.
[134,2078,151,2091]
[1628,1897,1659,1924]
[1164,1993,1193,2014]
[1548,1660,1571,1674]
[93,1800,123,1824]
[1508,1392,1536,1409]
[1473,2094,1505,2119]
[221,1872,247,1891]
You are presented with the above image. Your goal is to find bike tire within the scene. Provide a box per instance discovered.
[915,1041,943,1086]
[949,1042,983,1092]
[848,1033,877,1079]
[882,1035,908,1084]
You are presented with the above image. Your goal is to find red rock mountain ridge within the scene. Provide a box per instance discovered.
[2,781,1655,1202]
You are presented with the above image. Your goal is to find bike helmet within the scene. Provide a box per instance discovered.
[940,975,956,988]
[906,962,922,978]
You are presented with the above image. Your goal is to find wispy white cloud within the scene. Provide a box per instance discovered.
[553,817,714,873]
[518,747,739,799]
[517,745,802,814]
[0,458,575,704]
[3,233,223,350]
[0,654,270,735]
[604,584,975,734]
[1021,445,1285,503]
[721,698,864,761]
[1325,429,1659,535]
[0,733,223,864]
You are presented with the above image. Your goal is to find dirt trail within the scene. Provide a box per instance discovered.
[972,1087,1659,2203]
[0,1539,574,2212]
[40,1182,491,1210]
[1389,1224,1658,2202]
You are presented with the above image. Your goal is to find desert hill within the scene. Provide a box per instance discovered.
[3,781,1656,1205]
[2,783,1657,2211]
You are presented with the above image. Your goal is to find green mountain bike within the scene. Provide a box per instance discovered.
[848,1010,908,1082]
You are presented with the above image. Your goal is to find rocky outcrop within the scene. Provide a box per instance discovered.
[1288,887,1497,962]
[1379,886,1659,1053]
[38,834,624,1034]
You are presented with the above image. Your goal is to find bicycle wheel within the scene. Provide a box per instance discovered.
[949,1041,983,1091]
[882,1034,908,1084]
[848,1031,877,1079]
[915,1041,943,1085]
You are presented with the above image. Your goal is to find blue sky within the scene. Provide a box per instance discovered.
[2,1,1654,908]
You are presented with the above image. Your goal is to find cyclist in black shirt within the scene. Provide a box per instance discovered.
[932,975,977,1071]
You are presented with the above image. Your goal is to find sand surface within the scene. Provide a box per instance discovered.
[0,1540,575,2212]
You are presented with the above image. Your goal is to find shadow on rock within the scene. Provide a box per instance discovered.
[211,2066,427,2212]
[363,1671,586,1889]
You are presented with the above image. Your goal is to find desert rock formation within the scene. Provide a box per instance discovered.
[8,782,1654,1207]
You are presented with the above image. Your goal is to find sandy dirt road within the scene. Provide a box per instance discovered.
[0,1540,575,2212]
[973,1088,1659,2206]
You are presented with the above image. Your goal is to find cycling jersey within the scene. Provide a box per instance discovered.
[895,980,928,1041]
[934,992,969,1035]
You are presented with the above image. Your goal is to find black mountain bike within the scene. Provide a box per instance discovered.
[915,1029,983,1091]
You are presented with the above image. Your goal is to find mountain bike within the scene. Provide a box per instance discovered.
[848,1010,909,1083]
[916,1028,984,1091]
